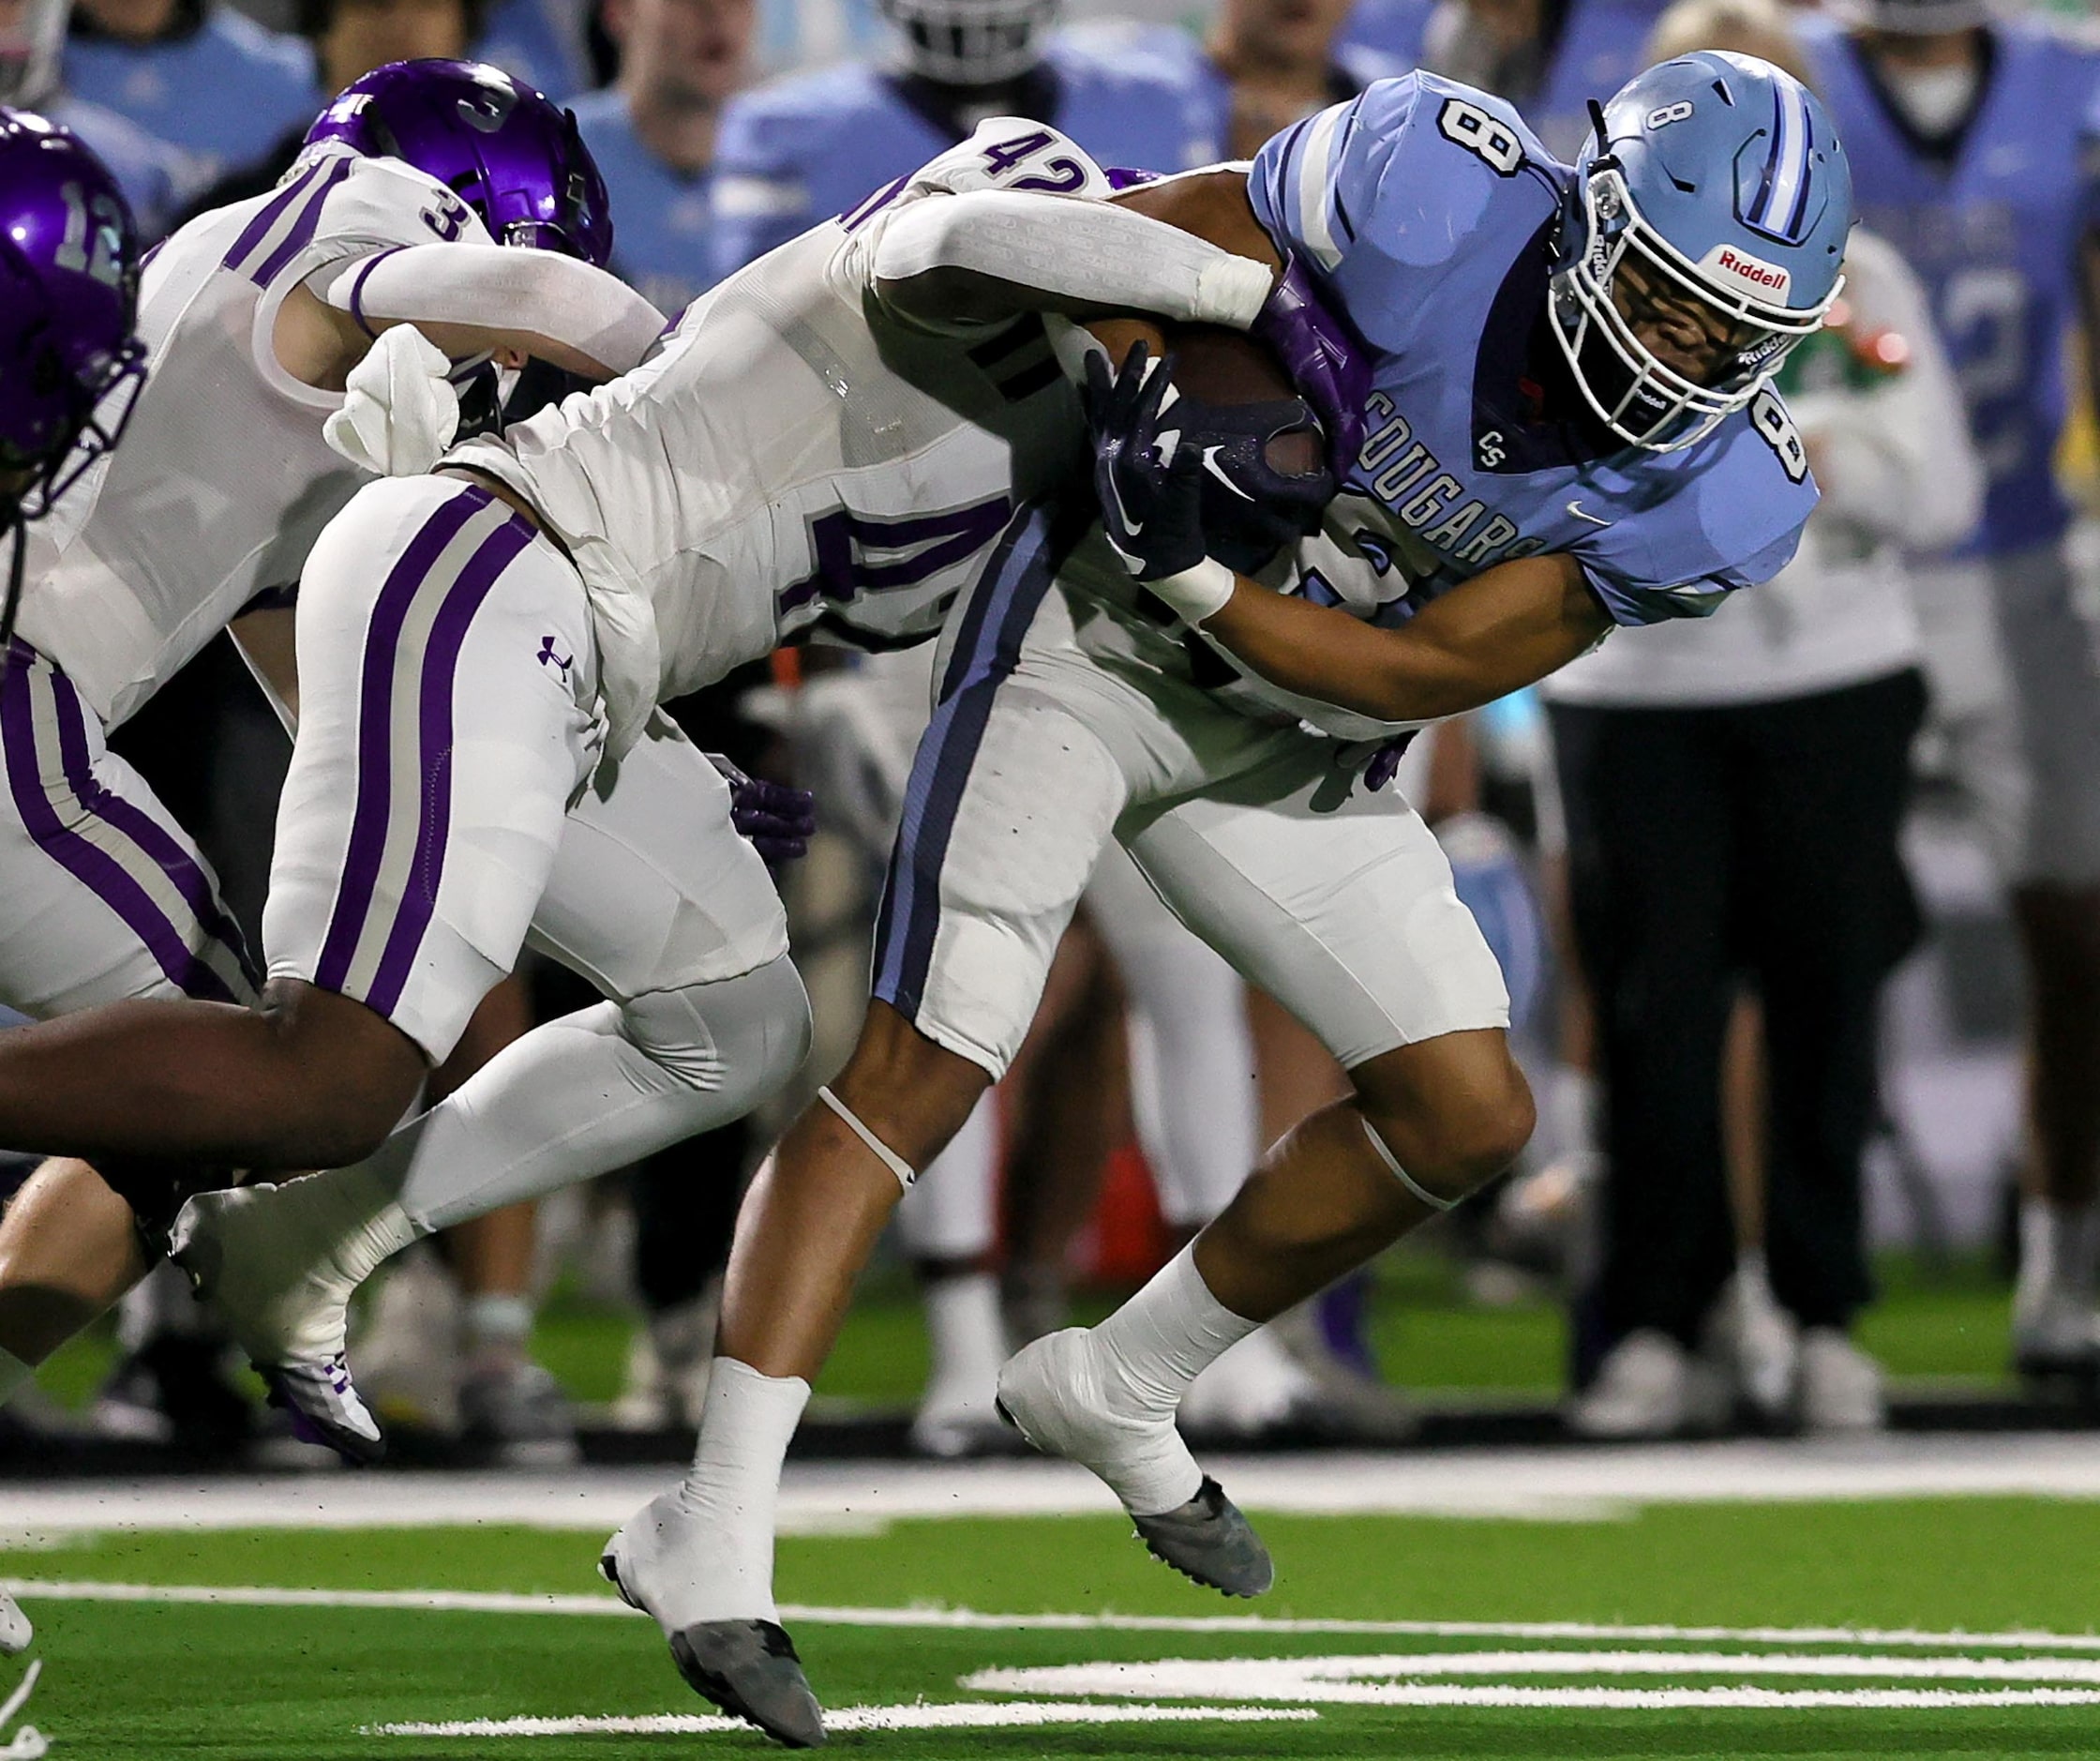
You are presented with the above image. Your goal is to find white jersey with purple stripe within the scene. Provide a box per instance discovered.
[447,123,1108,729]
[13,142,497,731]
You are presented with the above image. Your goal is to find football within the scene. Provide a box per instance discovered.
[1162,323,1326,480]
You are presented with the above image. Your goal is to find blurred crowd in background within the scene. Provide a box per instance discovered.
[5,0,2100,1469]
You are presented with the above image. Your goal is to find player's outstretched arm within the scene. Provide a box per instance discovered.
[1194,553,1611,724]
[287,245,669,389]
[870,169,1281,335]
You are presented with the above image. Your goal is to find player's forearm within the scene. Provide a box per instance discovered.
[1194,555,1609,723]
[871,186,1278,332]
[312,245,668,379]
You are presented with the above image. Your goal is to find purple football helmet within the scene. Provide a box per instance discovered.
[0,108,145,514]
[305,59,612,267]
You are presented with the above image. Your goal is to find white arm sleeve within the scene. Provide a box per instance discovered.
[308,243,668,376]
[869,189,1276,333]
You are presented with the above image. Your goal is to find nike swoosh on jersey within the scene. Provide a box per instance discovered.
[1566,500,1612,527]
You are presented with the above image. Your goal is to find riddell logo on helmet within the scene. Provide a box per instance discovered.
[1701,244,1791,301]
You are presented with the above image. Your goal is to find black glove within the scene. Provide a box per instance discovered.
[708,753,816,865]
[1082,342,1208,583]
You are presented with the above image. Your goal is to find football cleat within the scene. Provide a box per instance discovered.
[169,1176,412,1465]
[2013,1287,2100,1381]
[0,1590,29,1656]
[600,1495,826,1748]
[996,1328,1273,1598]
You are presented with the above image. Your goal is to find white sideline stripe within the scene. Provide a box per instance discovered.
[12,1433,2100,1537]
[971,1650,2100,1688]
[368,1703,1320,1737]
[10,1581,2100,1658]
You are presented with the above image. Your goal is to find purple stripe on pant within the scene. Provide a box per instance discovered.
[43,665,258,992]
[0,649,245,1004]
[311,486,493,994]
[361,516,535,1017]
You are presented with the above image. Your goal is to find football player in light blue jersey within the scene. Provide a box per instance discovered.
[708,0,1215,276]
[1801,0,2100,1384]
[1343,0,1664,158]
[593,57,1851,1740]
[571,0,754,314]
[64,0,316,183]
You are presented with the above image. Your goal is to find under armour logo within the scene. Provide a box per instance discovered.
[537,636,573,677]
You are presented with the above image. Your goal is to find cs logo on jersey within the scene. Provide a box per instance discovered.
[1476,430,1507,469]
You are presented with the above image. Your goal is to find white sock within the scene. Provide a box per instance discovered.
[667,1358,811,1623]
[2018,1198,2100,1310]
[921,1272,1005,1407]
[0,1347,32,1409]
[464,1294,534,1365]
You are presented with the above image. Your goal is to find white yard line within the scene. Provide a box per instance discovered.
[9,1433,2100,1539]
[368,1703,1320,1737]
[8,1579,2100,1656]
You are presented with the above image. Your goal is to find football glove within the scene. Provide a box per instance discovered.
[1252,255,1372,477]
[707,753,816,866]
[1082,343,1236,625]
[323,324,462,477]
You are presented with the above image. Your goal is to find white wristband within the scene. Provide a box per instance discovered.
[1145,557,1238,625]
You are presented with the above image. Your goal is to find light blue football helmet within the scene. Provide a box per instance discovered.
[1552,52,1854,451]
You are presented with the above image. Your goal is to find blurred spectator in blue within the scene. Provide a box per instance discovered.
[170,0,481,219]
[1801,0,2100,1390]
[709,0,1212,277]
[0,0,197,235]
[65,0,313,183]
[1129,0,1405,162]
[1342,0,1662,158]
[748,0,881,77]
[474,0,592,97]
[570,0,754,313]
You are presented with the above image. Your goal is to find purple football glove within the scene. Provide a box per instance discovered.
[709,753,816,865]
[1252,255,1372,477]
[1082,342,1208,584]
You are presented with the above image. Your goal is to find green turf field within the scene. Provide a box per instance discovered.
[10,1496,2100,1759]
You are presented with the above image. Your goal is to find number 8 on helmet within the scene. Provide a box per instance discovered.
[1552,51,1853,451]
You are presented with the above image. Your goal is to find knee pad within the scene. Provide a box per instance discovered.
[622,954,813,1117]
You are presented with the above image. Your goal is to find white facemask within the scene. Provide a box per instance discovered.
[1880,60,1981,135]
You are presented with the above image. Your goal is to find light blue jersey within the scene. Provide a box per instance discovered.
[1342,0,1663,158]
[64,6,315,184]
[1801,14,2100,558]
[711,29,1215,277]
[568,91,717,314]
[1251,74,1816,628]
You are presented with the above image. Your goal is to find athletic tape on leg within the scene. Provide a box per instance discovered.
[1358,1113,1456,1212]
[817,1086,919,1191]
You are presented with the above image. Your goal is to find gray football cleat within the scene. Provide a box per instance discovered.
[600,1496,826,1748]
[1131,1476,1275,1597]
[996,1328,1274,1598]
